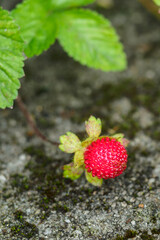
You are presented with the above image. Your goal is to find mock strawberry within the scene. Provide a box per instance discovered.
[59,116,129,186]
[84,137,128,179]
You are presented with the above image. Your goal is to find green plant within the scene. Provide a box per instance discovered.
[0,0,127,109]
[1,0,159,186]
[59,116,129,186]
[153,0,160,6]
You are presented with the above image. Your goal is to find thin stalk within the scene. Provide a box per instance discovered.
[139,0,160,19]
[16,95,59,146]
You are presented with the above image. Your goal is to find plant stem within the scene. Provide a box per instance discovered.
[138,0,160,19]
[16,95,59,146]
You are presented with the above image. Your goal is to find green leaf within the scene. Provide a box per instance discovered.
[63,163,84,180]
[85,115,102,137]
[58,9,126,71]
[11,0,95,58]
[11,0,57,57]
[59,132,81,153]
[49,0,96,10]
[153,0,160,6]
[85,170,103,187]
[0,7,24,109]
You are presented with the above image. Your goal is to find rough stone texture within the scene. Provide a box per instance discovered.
[0,0,160,239]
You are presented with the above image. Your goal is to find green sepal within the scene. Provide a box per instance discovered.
[85,170,103,187]
[85,115,102,138]
[74,149,85,168]
[112,133,129,147]
[63,163,84,180]
[112,133,124,144]
[59,132,81,153]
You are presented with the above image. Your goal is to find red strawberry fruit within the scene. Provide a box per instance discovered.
[84,137,128,179]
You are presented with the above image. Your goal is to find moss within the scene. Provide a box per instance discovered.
[53,203,70,213]
[93,78,158,114]
[114,229,156,240]
[104,205,110,211]
[152,129,160,140]
[11,209,38,239]
[2,191,12,200]
[72,198,78,204]
[140,231,155,240]
[14,210,25,221]
[84,77,160,142]
[150,215,157,223]
[124,229,137,238]
[87,188,94,196]
[24,145,51,160]
[11,221,38,239]
[43,196,49,204]
[114,235,124,240]
[113,229,137,240]
[79,196,83,201]
[10,174,31,193]
[151,228,160,234]
[40,213,48,221]
[23,146,71,220]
